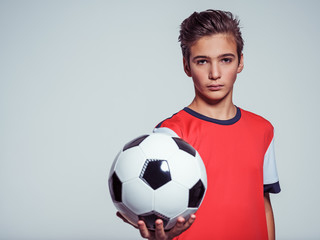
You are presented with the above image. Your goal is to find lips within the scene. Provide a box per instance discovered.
[207,84,223,91]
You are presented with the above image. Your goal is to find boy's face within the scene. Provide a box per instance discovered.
[184,33,243,104]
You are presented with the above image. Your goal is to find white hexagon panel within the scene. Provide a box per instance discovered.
[139,133,178,159]
[122,178,154,215]
[154,181,188,217]
[114,146,146,183]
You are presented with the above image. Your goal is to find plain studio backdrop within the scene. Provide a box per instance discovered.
[1,0,320,239]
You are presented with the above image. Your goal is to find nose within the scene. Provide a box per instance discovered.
[209,62,221,80]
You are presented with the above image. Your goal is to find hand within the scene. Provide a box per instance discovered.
[116,211,138,228]
[116,211,196,240]
[137,215,196,240]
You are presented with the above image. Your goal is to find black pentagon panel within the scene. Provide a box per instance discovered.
[139,211,170,230]
[123,135,149,151]
[188,180,205,208]
[172,137,196,157]
[140,160,171,190]
[109,172,122,202]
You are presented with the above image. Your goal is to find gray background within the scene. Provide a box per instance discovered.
[1,0,319,239]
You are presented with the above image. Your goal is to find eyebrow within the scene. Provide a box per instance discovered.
[219,53,236,58]
[192,53,236,61]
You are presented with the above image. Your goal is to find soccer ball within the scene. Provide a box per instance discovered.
[108,133,207,230]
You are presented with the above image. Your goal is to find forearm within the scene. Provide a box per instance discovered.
[264,193,275,240]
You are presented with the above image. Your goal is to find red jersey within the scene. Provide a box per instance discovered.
[154,107,280,240]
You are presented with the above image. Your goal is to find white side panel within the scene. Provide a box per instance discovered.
[263,137,279,184]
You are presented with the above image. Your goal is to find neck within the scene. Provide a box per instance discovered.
[188,97,237,120]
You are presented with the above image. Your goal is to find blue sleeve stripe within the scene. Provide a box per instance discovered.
[264,181,281,194]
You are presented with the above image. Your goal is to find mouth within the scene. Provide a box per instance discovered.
[207,84,223,91]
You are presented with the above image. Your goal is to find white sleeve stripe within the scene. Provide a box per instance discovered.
[263,137,280,184]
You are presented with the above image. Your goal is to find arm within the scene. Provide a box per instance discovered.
[264,192,275,240]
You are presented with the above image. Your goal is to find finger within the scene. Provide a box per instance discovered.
[183,214,196,230]
[154,219,166,240]
[173,216,186,231]
[165,217,185,240]
[169,214,196,237]
[138,220,152,239]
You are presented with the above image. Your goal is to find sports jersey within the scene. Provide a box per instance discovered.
[154,107,280,240]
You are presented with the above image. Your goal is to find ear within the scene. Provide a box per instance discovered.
[237,54,244,73]
[183,57,192,77]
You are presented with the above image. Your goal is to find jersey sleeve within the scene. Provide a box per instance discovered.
[153,127,179,137]
[263,135,281,193]
[154,113,184,138]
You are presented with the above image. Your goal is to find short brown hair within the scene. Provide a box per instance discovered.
[179,9,244,63]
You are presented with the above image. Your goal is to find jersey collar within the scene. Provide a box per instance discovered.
[183,107,241,125]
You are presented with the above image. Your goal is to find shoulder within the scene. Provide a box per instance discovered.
[239,108,275,144]
[155,110,185,128]
[240,108,273,130]
[238,108,277,155]
[155,109,191,138]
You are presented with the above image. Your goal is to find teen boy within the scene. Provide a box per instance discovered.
[118,9,281,240]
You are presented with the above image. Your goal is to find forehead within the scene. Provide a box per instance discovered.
[190,33,237,57]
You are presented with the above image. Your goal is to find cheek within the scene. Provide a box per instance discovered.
[191,72,206,88]
[192,76,201,90]
[191,67,207,80]
[225,69,238,83]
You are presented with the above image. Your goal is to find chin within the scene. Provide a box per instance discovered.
[203,94,231,104]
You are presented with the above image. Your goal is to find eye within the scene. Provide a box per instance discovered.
[197,59,207,65]
[221,58,232,63]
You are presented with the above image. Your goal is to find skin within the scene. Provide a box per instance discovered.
[117,211,196,240]
[137,215,196,240]
[264,193,276,240]
[117,33,276,239]
[184,33,244,119]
